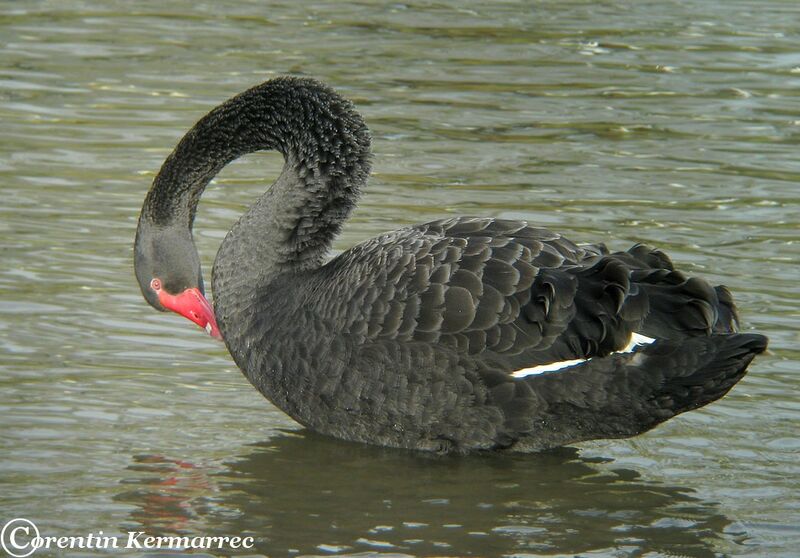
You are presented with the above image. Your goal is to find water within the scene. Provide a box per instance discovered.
[1,1,798,556]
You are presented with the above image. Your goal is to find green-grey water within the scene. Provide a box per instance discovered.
[1,1,798,556]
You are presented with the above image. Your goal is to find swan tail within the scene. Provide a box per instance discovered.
[498,333,767,451]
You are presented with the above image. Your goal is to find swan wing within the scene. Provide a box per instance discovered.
[315,217,699,369]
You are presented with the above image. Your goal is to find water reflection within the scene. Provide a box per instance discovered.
[117,432,736,557]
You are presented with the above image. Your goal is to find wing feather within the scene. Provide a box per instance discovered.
[313,217,733,379]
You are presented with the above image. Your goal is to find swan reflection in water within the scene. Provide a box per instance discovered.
[115,432,741,557]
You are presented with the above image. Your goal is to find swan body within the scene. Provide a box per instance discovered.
[135,77,767,453]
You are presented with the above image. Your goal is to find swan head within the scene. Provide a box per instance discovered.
[134,221,221,339]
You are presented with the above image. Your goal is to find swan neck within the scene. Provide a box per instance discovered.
[140,77,372,248]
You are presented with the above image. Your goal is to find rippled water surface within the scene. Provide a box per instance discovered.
[2,1,799,556]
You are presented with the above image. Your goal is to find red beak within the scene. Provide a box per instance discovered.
[157,287,222,339]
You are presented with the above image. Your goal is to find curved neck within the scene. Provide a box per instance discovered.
[141,77,372,275]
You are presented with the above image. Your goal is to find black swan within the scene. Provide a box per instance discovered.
[134,77,767,453]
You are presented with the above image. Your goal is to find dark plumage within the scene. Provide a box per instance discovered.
[134,77,767,453]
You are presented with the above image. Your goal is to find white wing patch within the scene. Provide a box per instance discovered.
[620,332,657,352]
[511,332,656,378]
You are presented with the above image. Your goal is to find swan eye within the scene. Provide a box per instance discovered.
[150,278,162,291]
